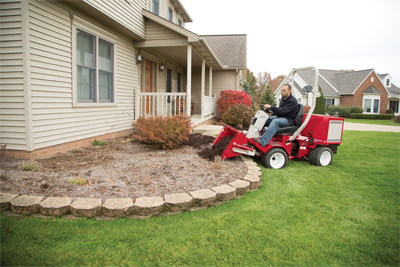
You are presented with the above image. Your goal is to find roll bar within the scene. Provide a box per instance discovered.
[274,66,319,141]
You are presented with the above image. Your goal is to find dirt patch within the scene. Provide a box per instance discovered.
[0,134,247,201]
[198,136,234,161]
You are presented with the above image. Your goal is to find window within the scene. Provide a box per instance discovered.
[386,79,390,86]
[371,77,374,82]
[390,101,399,113]
[169,7,173,22]
[77,29,114,103]
[152,0,159,15]
[363,99,371,113]
[373,99,379,113]
[166,68,172,103]
[325,98,335,109]
[178,19,182,27]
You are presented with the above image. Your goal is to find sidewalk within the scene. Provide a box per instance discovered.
[193,119,400,136]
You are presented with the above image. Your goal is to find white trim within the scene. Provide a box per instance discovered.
[362,94,381,114]
[351,69,389,95]
[21,0,33,151]
[72,21,117,107]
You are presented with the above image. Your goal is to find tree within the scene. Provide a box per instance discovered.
[269,75,286,92]
[314,86,326,114]
[256,72,271,95]
[259,84,277,106]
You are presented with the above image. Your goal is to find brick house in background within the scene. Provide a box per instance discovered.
[275,68,399,115]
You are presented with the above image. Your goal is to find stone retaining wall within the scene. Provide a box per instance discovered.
[0,156,262,219]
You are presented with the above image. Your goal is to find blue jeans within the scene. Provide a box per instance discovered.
[258,116,289,146]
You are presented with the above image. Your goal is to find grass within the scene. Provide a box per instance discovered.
[345,118,399,126]
[1,131,399,266]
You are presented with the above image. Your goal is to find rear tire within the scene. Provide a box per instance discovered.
[309,146,332,166]
[261,148,288,169]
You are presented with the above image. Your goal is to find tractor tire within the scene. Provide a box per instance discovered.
[261,148,288,169]
[309,146,332,166]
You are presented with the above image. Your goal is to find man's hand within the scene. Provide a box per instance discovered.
[264,104,271,109]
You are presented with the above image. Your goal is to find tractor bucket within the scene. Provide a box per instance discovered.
[213,126,255,159]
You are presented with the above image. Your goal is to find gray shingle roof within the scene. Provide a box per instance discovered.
[387,83,400,96]
[201,35,246,69]
[362,86,381,94]
[296,69,340,97]
[335,69,374,94]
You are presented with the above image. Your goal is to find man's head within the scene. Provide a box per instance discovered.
[281,84,292,98]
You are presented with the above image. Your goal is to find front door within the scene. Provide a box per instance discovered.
[142,59,153,114]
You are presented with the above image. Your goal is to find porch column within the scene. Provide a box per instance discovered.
[186,44,192,116]
[201,58,205,118]
[209,66,212,97]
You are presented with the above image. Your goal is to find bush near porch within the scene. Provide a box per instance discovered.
[216,90,252,116]
[132,115,191,149]
[222,104,254,128]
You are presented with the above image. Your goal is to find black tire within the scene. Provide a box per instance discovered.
[261,148,288,169]
[309,146,332,166]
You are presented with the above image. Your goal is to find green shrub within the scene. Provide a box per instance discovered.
[350,113,395,120]
[350,106,363,114]
[19,161,38,172]
[314,86,326,114]
[132,114,191,149]
[327,105,339,116]
[394,116,400,123]
[385,109,395,114]
[337,106,351,118]
[222,104,254,128]
[92,139,106,146]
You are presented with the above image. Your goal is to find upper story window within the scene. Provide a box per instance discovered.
[386,79,390,86]
[178,18,182,27]
[152,0,159,15]
[76,29,114,103]
[371,76,374,82]
[169,7,173,22]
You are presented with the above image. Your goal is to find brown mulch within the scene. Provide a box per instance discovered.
[0,134,247,201]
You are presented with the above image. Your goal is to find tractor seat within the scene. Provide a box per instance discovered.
[277,103,304,134]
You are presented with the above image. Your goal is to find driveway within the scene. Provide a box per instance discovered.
[344,122,400,132]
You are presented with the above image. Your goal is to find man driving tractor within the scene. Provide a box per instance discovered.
[253,84,298,147]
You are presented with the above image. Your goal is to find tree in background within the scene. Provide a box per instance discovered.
[269,75,286,92]
[242,69,258,109]
[259,84,277,106]
[314,86,326,114]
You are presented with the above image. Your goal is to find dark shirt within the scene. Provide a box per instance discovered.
[270,94,298,125]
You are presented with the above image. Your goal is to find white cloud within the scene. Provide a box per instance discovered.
[181,0,400,84]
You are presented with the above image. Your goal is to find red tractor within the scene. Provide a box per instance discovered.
[213,67,344,169]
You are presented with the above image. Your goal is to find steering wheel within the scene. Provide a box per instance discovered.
[260,104,272,114]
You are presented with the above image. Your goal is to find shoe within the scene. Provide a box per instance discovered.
[253,138,263,146]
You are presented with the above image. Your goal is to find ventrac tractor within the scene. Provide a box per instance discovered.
[213,67,344,169]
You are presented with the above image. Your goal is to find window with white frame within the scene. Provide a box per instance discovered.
[152,0,159,15]
[178,18,182,27]
[371,76,374,82]
[363,95,380,114]
[389,100,399,113]
[169,7,173,22]
[325,98,335,109]
[76,29,114,103]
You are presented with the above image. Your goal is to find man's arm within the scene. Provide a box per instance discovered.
[270,99,297,116]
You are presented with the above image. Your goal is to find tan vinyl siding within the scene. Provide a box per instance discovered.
[146,20,185,41]
[82,0,145,39]
[28,0,138,150]
[212,70,238,97]
[0,0,26,150]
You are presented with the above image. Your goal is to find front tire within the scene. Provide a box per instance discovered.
[309,146,332,166]
[261,148,288,169]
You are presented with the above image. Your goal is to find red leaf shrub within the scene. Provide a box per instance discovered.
[222,103,254,128]
[132,115,192,149]
[216,90,252,115]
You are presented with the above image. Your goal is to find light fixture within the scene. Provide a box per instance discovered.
[159,62,164,72]
[136,53,142,64]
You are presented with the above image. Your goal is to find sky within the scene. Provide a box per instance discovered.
[180,0,400,85]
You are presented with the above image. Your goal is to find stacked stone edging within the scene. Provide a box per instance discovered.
[0,155,262,219]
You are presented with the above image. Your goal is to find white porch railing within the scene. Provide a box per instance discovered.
[135,90,187,119]
[203,95,216,118]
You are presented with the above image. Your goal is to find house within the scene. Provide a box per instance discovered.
[0,0,247,158]
[274,68,399,115]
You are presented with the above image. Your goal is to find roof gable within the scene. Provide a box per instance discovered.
[201,35,247,69]
[363,86,381,94]
[335,69,374,94]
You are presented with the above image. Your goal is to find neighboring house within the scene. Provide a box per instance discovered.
[0,0,247,158]
[274,68,399,115]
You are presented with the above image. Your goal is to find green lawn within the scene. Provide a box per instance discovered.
[345,118,399,126]
[1,131,399,266]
